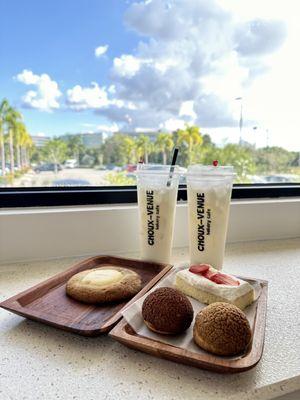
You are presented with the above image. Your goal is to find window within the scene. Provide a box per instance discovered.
[1,1,300,206]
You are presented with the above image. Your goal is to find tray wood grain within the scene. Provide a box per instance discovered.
[109,277,268,373]
[0,256,172,336]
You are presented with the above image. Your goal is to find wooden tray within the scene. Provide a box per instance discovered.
[109,277,268,373]
[0,256,172,336]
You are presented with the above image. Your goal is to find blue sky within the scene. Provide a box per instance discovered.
[0,0,138,136]
[1,0,299,150]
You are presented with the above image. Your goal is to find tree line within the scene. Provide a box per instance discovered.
[56,126,299,182]
[102,130,299,181]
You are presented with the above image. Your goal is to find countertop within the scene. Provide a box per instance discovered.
[0,238,300,400]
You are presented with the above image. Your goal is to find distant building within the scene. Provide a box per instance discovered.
[80,132,104,148]
[122,130,161,142]
[61,132,105,148]
[31,135,51,147]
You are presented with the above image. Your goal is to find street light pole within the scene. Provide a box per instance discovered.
[235,97,243,145]
[266,129,269,147]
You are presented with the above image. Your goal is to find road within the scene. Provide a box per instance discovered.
[11,168,109,187]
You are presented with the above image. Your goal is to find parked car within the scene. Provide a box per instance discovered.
[53,179,90,186]
[126,164,137,173]
[0,164,21,174]
[106,164,116,171]
[34,163,63,173]
[0,166,10,176]
[95,165,107,171]
[106,164,122,171]
[264,175,293,183]
[246,175,268,183]
[64,159,78,169]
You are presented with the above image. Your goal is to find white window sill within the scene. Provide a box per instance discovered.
[1,198,300,263]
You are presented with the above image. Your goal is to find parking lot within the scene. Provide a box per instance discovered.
[11,168,110,187]
[3,167,300,188]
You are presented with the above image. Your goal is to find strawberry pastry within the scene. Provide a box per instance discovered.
[175,264,255,310]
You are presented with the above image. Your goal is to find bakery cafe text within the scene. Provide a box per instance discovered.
[196,192,212,251]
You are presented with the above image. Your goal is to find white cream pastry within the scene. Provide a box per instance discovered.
[175,264,255,310]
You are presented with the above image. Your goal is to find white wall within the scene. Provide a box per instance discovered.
[1,199,300,263]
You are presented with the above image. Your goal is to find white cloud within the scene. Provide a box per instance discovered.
[108,85,116,94]
[96,123,119,132]
[95,44,109,58]
[179,101,197,121]
[16,69,61,111]
[112,54,178,79]
[66,82,137,112]
[16,69,40,85]
[81,123,96,128]
[63,0,288,139]
[134,127,157,133]
[66,82,109,110]
[160,118,186,132]
[100,0,287,130]
[112,55,143,78]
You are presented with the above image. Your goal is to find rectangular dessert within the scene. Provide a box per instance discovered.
[175,265,254,310]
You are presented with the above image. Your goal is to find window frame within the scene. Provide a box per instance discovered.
[1,183,300,208]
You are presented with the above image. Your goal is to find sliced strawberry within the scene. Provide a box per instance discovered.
[189,264,210,275]
[202,269,217,280]
[189,264,239,286]
[210,272,240,286]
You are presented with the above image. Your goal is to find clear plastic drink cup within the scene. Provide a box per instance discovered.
[136,164,180,264]
[187,165,235,270]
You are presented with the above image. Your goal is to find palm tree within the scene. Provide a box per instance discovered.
[154,133,174,164]
[5,106,22,175]
[177,125,202,166]
[16,122,33,169]
[23,131,33,168]
[123,136,136,164]
[64,135,84,164]
[135,134,152,163]
[0,99,9,176]
[15,121,25,169]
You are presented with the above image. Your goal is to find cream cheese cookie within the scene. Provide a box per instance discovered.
[66,266,142,304]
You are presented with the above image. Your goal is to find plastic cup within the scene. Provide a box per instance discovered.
[136,164,180,264]
[186,165,235,270]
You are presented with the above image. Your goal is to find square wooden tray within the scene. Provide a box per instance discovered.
[0,256,172,336]
[109,276,268,373]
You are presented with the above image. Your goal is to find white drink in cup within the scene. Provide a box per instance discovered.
[187,165,235,270]
[136,164,180,264]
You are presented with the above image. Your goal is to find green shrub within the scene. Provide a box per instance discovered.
[105,171,136,185]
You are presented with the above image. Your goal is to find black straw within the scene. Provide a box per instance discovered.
[167,147,179,187]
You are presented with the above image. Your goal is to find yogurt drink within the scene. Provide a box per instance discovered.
[136,164,179,264]
[187,165,235,270]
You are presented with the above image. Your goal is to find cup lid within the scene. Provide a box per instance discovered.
[187,164,235,177]
[136,163,180,175]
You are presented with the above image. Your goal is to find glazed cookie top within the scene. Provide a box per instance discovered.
[81,269,123,287]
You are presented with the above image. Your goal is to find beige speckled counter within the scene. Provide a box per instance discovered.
[1,239,300,400]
